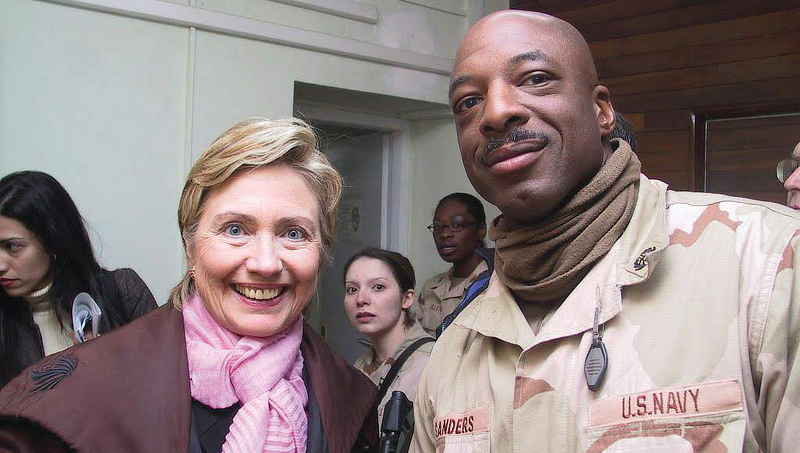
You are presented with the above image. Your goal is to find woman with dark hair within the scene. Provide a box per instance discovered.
[343,247,433,427]
[416,192,491,335]
[0,170,157,388]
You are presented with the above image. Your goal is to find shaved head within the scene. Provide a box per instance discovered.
[454,11,599,86]
[448,10,616,224]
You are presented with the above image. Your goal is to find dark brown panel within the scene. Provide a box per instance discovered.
[636,129,690,154]
[604,53,800,96]
[640,111,691,131]
[691,102,800,119]
[638,150,690,173]
[589,9,800,59]
[690,112,702,191]
[612,76,800,113]
[511,0,616,15]
[619,112,645,131]
[698,110,798,202]
[596,31,800,78]
[557,0,718,28]
[611,111,691,132]
[707,169,784,193]
[706,151,787,177]
[706,123,800,151]
[645,171,691,190]
[579,0,800,42]
[706,114,800,130]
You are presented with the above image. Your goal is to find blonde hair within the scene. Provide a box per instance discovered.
[168,117,343,309]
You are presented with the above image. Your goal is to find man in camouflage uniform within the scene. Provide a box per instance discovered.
[411,10,800,453]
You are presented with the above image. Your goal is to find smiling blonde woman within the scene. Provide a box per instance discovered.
[0,118,378,453]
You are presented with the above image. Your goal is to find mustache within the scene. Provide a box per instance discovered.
[483,129,551,165]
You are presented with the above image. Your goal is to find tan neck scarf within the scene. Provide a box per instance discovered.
[489,139,641,302]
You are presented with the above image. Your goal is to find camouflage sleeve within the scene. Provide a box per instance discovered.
[754,230,800,452]
[410,360,436,453]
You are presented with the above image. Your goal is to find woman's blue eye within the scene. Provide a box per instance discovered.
[285,227,306,241]
[5,242,23,252]
[374,284,385,291]
[225,224,243,236]
[346,287,357,294]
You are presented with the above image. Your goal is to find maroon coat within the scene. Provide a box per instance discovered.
[0,305,378,453]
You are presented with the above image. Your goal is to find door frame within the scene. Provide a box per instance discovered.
[294,103,411,255]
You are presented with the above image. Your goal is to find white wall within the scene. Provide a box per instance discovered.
[190,30,450,160]
[408,118,500,290]
[0,0,188,304]
[0,0,508,306]
[199,0,466,60]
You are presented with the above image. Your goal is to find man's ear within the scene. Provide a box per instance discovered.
[593,85,616,136]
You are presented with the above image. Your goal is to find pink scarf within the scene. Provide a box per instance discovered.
[183,294,308,453]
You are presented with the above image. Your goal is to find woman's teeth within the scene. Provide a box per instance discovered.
[235,285,281,300]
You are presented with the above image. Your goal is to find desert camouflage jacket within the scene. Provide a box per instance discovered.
[411,175,800,453]
[355,320,434,428]
[415,260,489,335]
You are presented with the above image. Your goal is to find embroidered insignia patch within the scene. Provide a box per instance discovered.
[633,246,657,271]
[588,380,743,429]
[434,406,490,440]
[31,355,77,393]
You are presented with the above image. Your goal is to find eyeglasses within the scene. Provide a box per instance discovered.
[426,221,478,234]
[777,158,800,183]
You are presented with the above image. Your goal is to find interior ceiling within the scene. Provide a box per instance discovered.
[293,82,447,116]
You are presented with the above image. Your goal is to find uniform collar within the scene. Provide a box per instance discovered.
[430,260,489,301]
[615,174,670,286]
[364,320,433,370]
[454,175,670,350]
[455,246,623,350]
[395,320,433,354]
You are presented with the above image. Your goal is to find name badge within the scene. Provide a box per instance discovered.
[434,406,490,439]
[589,380,743,429]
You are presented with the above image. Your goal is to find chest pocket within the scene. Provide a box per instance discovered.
[585,380,746,453]
[434,406,491,453]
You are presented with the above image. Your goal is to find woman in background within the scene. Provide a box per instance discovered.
[343,247,433,427]
[0,170,157,388]
[416,192,491,335]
